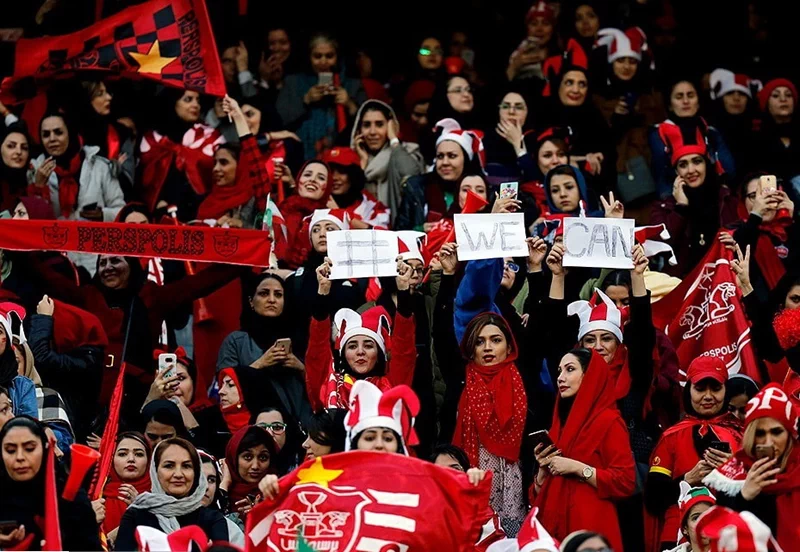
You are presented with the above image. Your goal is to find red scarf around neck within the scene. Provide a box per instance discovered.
[28,150,82,217]
[196,138,260,221]
[224,425,276,510]
[737,202,789,290]
[218,368,251,433]
[102,467,151,532]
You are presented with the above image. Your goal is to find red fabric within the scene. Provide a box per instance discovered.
[197,135,262,220]
[218,368,251,433]
[744,383,799,438]
[453,317,527,464]
[42,446,62,551]
[224,425,268,508]
[534,351,636,551]
[90,361,127,498]
[107,124,120,160]
[774,307,800,351]
[53,299,109,352]
[333,74,347,133]
[362,78,391,104]
[736,202,789,290]
[759,78,798,112]
[520,180,549,214]
[686,355,728,385]
[102,465,151,532]
[245,452,492,552]
[19,196,56,220]
[651,237,762,384]
[26,149,82,217]
[1,0,225,102]
[277,161,332,268]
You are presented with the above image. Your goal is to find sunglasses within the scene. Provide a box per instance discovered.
[505,262,520,273]
[419,48,443,56]
[257,421,287,434]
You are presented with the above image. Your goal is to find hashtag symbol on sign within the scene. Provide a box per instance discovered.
[335,231,392,277]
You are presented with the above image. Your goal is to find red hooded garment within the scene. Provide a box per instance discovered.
[223,425,277,512]
[534,350,636,552]
[218,368,251,433]
[101,434,151,532]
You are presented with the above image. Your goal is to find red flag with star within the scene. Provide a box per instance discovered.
[0,0,225,103]
[245,452,492,552]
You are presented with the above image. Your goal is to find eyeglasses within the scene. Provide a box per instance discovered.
[499,102,527,111]
[257,421,287,434]
[447,86,472,95]
[505,262,520,273]
[409,266,425,276]
[419,48,443,56]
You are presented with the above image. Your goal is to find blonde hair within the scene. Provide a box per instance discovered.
[742,419,794,471]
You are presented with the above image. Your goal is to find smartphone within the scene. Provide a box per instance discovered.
[759,175,777,195]
[754,444,775,460]
[708,440,731,454]
[623,91,639,109]
[499,181,519,200]
[0,521,20,534]
[274,338,292,355]
[158,353,177,379]
[318,72,333,87]
[528,429,555,451]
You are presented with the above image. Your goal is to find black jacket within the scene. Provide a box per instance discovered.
[115,505,229,551]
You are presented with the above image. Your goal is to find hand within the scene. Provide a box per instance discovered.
[631,243,648,275]
[534,443,561,469]
[673,176,689,206]
[43,427,63,459]
[333,87,350,105]
[0,99,8,117]
[466,467,486,486]
[774,189,794,218]
[92,499,106,524]
[438,242,459,275]
[234,496,258,516]
[268,130,301,142]
[304,84,327,105]
[683,459,713,486]
[496,119,524,154]
[260,52,285,84]
[216,215,243,228]
[585,152,604,175]
[614,97,629,115]
[492,197,521,214]
[353,133,369,163]
[87,432,102,450]
[718,231,736,251]
[600,191,624,218]
[730,243,752,295]
[326,196,339,209]
[751,186,779,218]
[316,257,333,295]
[283,353,305,372]
[703,447,733,469]
[117,483,139,506]
[387,117,399,142]
[35,157,56,187]
[526,237,547,271]
[547,456,583,477]
[234,41,249,72]
[221,94,244,121]
[258,474,280,500]
[219,459,232,491]
[254,343,289,369]
[0,525,26,548]
[37,294,55,316]
[546,242,566,276]
[395,257,413,291]
[273,162,295,188]
[741,457,781,501]
[80,206,104,221]
[146,369,180,402]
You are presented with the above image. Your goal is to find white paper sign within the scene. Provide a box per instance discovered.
[454,213,527,261]
[563,217,635,269]
[327,230,399,279]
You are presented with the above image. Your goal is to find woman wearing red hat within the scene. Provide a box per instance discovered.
[506,1,558,83]
[662,482,716,552]
[644,356,742,552]
[323,147,389,228]
[753,78,800,183]
[703,383,800,550]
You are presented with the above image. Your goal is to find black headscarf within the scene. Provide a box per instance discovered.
[240,272,293,351]
[39,110,82,169]
[329,163,366,210]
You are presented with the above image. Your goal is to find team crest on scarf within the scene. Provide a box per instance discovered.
[213,231,239,258]
[42,223,69,247]
[679,264,737,340]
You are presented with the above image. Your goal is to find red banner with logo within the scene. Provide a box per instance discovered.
[652,237,763,384]
[0,220,270,267]
[245,452,492,552]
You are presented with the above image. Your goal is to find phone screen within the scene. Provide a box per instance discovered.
[318,72,333,87]
[499,181,519,200]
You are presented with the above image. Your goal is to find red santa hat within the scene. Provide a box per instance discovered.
[758,78,798,112]
[635,224,677,266]
[677,482,716,542]
[658,119,710,166]
[435,118,486,169]
[710,68,762,100]
[343,380,420,453]
[307,208,350,239]
[135,525,210,552]
[567,288,629,343]
[744,383,799,439]
[526,0,555,24]
[542,39,589,97]
[334,306,392,356]
[397,230,429,265]
[695,506,784,552]
[595,27,648,63]
[0,302,26,345]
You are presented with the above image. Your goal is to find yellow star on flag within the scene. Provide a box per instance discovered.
[129,40,177,75]
[296,457,343,488]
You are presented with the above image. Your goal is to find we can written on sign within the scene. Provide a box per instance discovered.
[454,213,527,261]
[563,217,635,269]
[327,229,399,279]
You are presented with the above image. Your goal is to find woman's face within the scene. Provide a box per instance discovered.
[11,202,28,220]
[91,82,113,116]
[580,330,619,363]
[537,140,568,175]
[268,29,291,57]
[684,502,712,551]
[434,453,466,471]
[310,41,337,74]
[612,57,638,81]
[360,110,389,153]
[1,132,29,169]
[331,168,351,195]
[175,91,201,124]
[670,81,699,117]
[241,104,262,136]
[157,444,195,499]
[501,258,517,290]
[113,438,148,481]
[418,38,443,71]
[435,141,466,182]
[728,393,750,421]
[0,393,13,430]
[689,379,725,417]
[498,92,528,126]
[458,176,487,210]
[124,211,149,224]
[744,178,776,222]
[676,154,707,188]
[218,375,241,408]
[344,336,379,375]
[212,148,238,188]
[784,285,800,310]
[41,116,69,157]
[446,77,474,113]
[557,353,585,399]
[752,416,790,461]
[473,324,510,367]
[201,462,218,507]
[2,427,43,482]
[144,421,177,449]
[298,163,329,200]
[574,5,600,38]
[237,443,271,484]
[723,91,748,115]
[548,173,581,212]
[558,71,588,107]
[255,410,287,450]
[98,255,131,290]
[604,284,631,309]
[768,86,794,119]
[171,363,195,407]
[527,16,554,43]
[302,435,332,462]
[311,221,340,254]
[356,428,399,453]
[250,278,285,318]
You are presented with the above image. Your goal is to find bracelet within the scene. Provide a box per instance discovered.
[390,137,400,147]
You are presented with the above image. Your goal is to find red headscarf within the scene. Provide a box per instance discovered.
[453,314,528,465]
[18,196,56,220]
[218,368,251,433]
[196,142,258,221]
[224,425,276,509]
[736,198,789,290]
[102,432,151,532]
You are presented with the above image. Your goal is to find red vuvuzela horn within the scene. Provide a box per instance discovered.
[62,444,101,501]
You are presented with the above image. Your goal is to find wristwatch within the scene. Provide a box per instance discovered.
[389,137,400,147]
[581,466,594,481]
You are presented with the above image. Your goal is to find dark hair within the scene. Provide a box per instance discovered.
[350,428,405,454]
[726,375,759,403]
[94,255,147,291]
[241,272,287,331]
[306,408,347,453]
[329,162,366,197]
[358,101,393,124]
[116,203,152,224]
[0,339,19,388]
[564,348,592,371]
[141,400,188,437]
[116,431,151,455]
[153,437,201,494]
[430,444,470,471]
[600,270,632,294]
[215,142,242,162]
[39,110,81,160]
[0,415,47,446]
[561,531,612,552]
[548,164,579,182]
[237,425,277,461]
[459,313,515,360]
[738,171,768,198]
[0,384,8,397]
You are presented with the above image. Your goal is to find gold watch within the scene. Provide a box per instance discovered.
[581,466,594,481]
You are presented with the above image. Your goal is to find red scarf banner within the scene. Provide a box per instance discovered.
[0,220,271,267]
[652,236,762,384]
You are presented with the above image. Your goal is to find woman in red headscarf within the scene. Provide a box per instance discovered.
[533,349,636,551]
[219,424,276,519]
[218,368,252,435]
